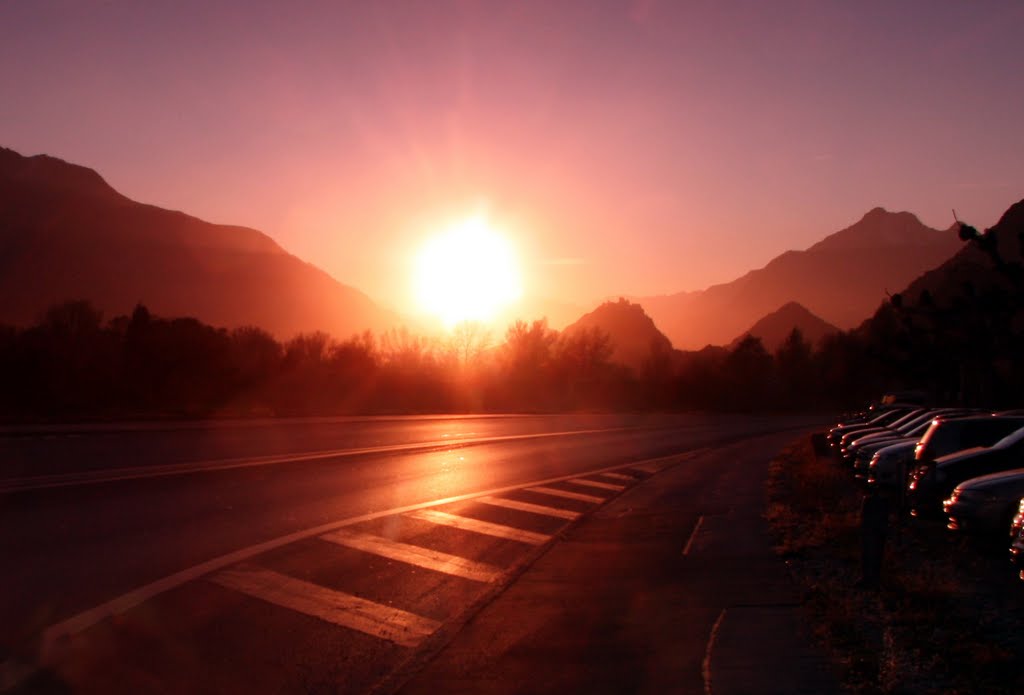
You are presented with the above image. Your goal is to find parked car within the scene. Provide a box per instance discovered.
[915,414,1024,465]
[827,406,917,449]
[865,413,1023,488]
[1008,501,1024,579]
[943,468,1024,536]
[865,440,918,488]
[847,409,974,471]
[1010,496,1024,543]
[835,408,928,457]
[907,425,1024,518]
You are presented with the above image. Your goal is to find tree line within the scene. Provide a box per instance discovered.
[2,220,1020,421]
[0,299,845,420]
[0,299,945,421]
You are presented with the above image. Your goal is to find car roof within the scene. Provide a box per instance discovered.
[957,467,1024,490]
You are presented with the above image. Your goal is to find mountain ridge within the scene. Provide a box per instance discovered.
[895,198,1024,308]
[0,146,393,338]
[635,207,963,349]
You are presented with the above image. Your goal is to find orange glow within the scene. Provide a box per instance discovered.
[414,215,523,327]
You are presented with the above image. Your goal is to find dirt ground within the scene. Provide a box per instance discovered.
[765,436,1024,694]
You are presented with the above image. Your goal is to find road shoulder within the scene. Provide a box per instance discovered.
[396,430,835,695]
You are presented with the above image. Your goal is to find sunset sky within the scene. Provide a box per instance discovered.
[2,1,1022,316]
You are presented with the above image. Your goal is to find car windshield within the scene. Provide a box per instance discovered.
[894,412,943,434]
[882,409,925,429]
[992,425,1024,450]
[905,419,937,436]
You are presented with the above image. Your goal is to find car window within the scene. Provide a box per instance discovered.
[992,425,1024,449]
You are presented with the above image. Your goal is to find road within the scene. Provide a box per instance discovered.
[0,413,824,693]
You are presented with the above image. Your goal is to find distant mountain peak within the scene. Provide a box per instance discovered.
[809,207,938,253]
[730,301,838,352]
[636,205,962,349]
[565,298,672,369]
[0,146,123,201]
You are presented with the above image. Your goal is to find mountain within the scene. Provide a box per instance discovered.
[0,147,393,338]
[564,298,672,370]
[728,301,838,353]
[636,208,963,350]
[896,198,1024,308]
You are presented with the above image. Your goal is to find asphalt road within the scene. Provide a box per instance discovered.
[0,413,824,693]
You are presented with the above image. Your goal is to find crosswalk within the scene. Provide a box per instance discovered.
[41,457,684,692]
[201,470,656,649]
[211,564,442,648]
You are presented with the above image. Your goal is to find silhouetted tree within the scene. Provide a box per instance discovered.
[552,326,617,408]
[776,328,814,409]
[723,335,774,410]
[641,335,676,408]
[497,319,558,410]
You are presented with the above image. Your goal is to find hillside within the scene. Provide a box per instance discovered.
[0,147,393,338]
[637,208,962,349]
[564,298,672,370]
[896,199,1024,308]
[729,301,838,353]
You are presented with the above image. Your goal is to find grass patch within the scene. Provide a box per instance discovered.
[766,436,1024,694]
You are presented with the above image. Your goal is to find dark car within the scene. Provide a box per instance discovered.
[1010,497,1024,543]
[864,413,1019,487]
[943,468,1024,536]
[914,414,1024,465]
[847,409,974,472]
[907,425,1024,518]
[865,440,919,488]
[827,406,917,449]
[835,408,927,456]
[1008,500,1024,579]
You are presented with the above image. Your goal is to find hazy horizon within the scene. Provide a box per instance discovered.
[3,1,1023,316]
[0,139,984,335]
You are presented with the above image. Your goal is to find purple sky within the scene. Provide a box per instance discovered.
[2,1,1022,311]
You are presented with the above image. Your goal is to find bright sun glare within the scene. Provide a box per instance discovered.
[414,216,523,328]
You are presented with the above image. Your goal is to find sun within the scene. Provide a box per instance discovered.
[414,215,523,327]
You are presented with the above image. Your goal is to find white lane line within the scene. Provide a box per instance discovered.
[526,486,606,504]
[38,449,704,661]
[568,478,626,491]
[682,515,705,556]
[1,426,641,493]
[320,529,501,583]
[210,565,440,648]
[702,608,727,695]
[598,472,635,482]
[408,509,550,545]
[477,495,581,520]
[632,462,662,474]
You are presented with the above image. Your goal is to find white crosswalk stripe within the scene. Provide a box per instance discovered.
[476,495,581,520]
[408,509,550,545]
[525,485,606,504]
[210,564,441,647]
[568,478,626,491]
[320,529,502,583]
